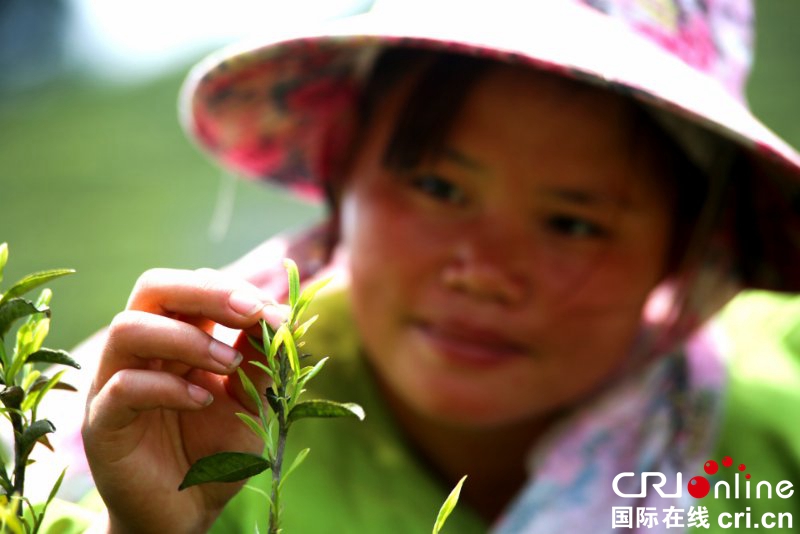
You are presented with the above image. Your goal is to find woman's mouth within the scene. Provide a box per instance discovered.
[413,320,529,367]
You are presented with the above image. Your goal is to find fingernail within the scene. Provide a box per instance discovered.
[188,384,213,406]
[229,291,266,316]
[209,340,243,369]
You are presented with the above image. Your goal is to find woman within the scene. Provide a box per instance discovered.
[80,1,800,532]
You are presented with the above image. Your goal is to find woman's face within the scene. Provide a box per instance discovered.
[339,63,675,428]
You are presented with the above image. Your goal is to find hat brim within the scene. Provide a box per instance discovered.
[180,2,800,290]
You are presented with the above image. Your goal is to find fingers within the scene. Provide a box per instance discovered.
[89,267,292,422]
[95,311,243,390]
[127,268,280,331]
[85,369,212,433]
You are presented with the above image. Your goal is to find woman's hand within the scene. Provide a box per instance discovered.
[82,268,285,534]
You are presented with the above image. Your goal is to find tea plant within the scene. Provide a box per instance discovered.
[0,243,77,532]
[432,475,467,534]
[180,259,365,533]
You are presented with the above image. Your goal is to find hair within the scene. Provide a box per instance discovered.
[330,46,709,274]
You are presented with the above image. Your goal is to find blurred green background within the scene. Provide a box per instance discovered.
[1,1,799,353]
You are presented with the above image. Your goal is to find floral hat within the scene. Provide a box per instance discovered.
[180,0,800,293]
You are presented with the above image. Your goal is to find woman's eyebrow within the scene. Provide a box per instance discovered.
[443,146,486,173]
[539,186,630,208]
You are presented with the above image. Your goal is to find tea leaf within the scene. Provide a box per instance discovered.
[26,348,80,370]
[0,269,75,305]
[21,370,41,393]
[248,360,277,382]
[0,243,7,283]
[0,472,11,495]
[37,433,55,452]
[37,380,77,393]
[237,369,266,428]
[268,324,288,360]
[261,320,276,351]
[0,299,48,339]
[35,468,67,532]
[236,412,270,444]
[294,277,331,324]
[278,448,309,491]
[284,258,300,311]
[247,334,267,356]
[292,315,319,342]
[432,475,467,534]
[0,386,24,410]
[179,452,270,490]
[19,419,55,459]
[22,370,66,414]
[281,327,300,375]
[297,357,328,391]
[288,400,365,424]
[0,495,22,534]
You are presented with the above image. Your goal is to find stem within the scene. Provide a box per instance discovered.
[11,410,25,515]
[269,416,288,534]
[268,349,291,534]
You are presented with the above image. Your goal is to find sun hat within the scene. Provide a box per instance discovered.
[179,0,800,292]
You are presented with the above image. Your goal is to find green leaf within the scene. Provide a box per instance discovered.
[284,258,300,311]
[432,475,468,534]
[179,452,270,490]
[248,360,277,384]
[278,448,310,491]
[247,334,267,357]
[297,357,328,391]
[34,467,67,532]
[260,320,275,351]
[0,474,12,495]
[288,400,365,424]
[235,412,270,444]
[19,419,56,459]
[243,483,271,502]
[29,380,76,393]
[0,299,48,338]
[0,243,7,283]
[22,370,66,414]
[26,348,80,370]
[21,370,41,392]
[281,327,300,375]
[236,369,266,428]
[292,315,318,342]
[0,386,24,410]
[0,269,75,305]
[268,324,288,360]
[294,277,331,323]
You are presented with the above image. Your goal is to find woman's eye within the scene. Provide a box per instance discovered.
[409,174,466,204]
[546,215,607,238]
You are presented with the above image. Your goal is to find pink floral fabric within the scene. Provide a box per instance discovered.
[579,0,753,99]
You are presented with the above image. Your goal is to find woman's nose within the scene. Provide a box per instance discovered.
[441,236,528,306]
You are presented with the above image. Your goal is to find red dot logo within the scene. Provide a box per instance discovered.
[704,460,718,475]
[722,456,733,468]
[738,463,746,471]
[688,476,710,499]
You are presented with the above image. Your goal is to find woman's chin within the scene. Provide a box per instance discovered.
[391,339,537,428]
